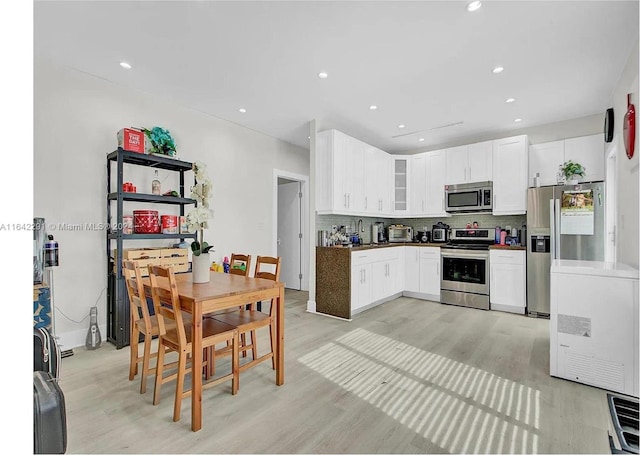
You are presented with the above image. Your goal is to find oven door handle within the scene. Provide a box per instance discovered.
[441,250,489,260]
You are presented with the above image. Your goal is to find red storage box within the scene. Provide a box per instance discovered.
[161,215,178,234]
[133,210,160,234]
[117,128,145,154]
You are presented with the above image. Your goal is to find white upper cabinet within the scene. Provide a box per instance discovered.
[316,129,378,215]
[445,145,468,185]
[424,149,449,217]
[365,147,392,216]
[528,134,605,187]
[563,134,605,183]
[467,141,493,183]
[410,153,427,216]
[493,135,529,215]
[445,141,493,185]
[528,140,565,187]
[392,156,411,215]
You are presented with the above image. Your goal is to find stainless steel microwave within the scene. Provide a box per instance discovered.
[444,181,493,213]
[388,225,413,243]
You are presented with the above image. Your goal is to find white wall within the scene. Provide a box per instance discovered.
[607,41,639,268]
[34,58,309,349]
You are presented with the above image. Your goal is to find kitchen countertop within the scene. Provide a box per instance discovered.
[551,259,639,279]
[318,242,445,251]
[318,243,527,251]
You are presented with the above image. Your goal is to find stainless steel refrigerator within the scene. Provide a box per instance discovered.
[526,182,606,316]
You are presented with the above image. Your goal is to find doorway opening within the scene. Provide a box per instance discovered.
[273,170,309,292]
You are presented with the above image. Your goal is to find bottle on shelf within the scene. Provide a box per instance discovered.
[556,165,565,184]
[152,170,161,195]
[223,256,230,273]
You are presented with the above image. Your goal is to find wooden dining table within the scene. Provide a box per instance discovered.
[143,271,285,431]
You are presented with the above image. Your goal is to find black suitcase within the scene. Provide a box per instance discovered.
[33,371,67,454]
[34,327,61,379]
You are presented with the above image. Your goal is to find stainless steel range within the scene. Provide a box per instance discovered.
[440,228,494,310]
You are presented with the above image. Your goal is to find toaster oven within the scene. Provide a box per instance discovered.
[388,225,413,243]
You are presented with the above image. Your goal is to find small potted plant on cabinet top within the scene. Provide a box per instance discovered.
[561,161,586,184]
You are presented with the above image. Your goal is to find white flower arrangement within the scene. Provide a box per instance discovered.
[187,161,214,256]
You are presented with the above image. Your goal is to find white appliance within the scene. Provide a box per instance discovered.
[550,260,639,397]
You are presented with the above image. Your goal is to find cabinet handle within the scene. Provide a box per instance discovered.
[422,200,424,212]
[347,194,350,208]
[365,196,368,210]
[464,168,467,181]
[344,194,347,208]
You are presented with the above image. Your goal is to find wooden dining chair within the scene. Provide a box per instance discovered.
[148,264,239,422]
[124,260,172,394]
[213,255,281,374]
[229,253,251,277]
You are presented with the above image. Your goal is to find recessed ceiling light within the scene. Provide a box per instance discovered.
[119,61,132,69]
[505,98,515,103]
[318,72,328,79]
[238,108,247,113]
[369,105,378,110]
[419,138,425,142]
[466,1,482,12]
[398,124,406,129]
[492,66,504,74]
[307,136,311,140]
[514,118,522,123]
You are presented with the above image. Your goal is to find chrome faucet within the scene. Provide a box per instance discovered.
[358,219,363,233]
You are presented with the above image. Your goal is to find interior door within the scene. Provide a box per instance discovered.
[277,180,301,290]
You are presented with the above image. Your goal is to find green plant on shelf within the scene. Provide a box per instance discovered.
[142,126,176,157]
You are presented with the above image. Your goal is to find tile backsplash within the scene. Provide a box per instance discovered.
[316,213,526,244]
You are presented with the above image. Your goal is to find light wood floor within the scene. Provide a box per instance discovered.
[59,290,615,453]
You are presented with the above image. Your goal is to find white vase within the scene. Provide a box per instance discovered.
[192,253,210,283]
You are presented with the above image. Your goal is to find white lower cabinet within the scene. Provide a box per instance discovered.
[489,249,526,314]
[350,262,372,312]
[350,247,403,315]
[419,248,441,297]
[404,246,421,293]
[403,246,441,299]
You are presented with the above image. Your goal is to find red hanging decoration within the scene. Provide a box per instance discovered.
[623,93,635,159]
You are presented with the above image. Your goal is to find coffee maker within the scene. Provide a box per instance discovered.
[371,222,386,244]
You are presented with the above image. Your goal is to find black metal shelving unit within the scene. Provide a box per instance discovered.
[106,149,196,349]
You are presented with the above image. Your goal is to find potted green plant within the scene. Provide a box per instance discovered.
[561,160,586,184]
[142,126,177,157]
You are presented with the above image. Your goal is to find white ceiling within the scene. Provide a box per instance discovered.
[34,1,639,153]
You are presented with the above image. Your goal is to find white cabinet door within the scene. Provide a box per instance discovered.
[564,134,605,183]
[404,246,420,293]
[419,248,441,296]
[529,140,564,187]
[392,156,410,215]
[468,140,493,183]
[445,145,468,185]
[345,136,365,213]
[410,153,427,215]
[493,135,529,215]
[351,263,372,312]
[425,149,448,217]
[364,145,379,214]
[371,261,388,302]
[379,151,393,215]
[489,250,525,313]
